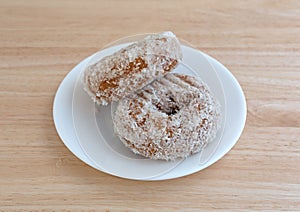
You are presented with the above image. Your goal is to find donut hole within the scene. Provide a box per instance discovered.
[154,93,181,116]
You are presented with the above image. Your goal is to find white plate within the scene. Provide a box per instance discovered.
[72,44,226,180]
[53,47,247,180]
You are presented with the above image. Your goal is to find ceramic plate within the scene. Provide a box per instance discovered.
[53,45,246,180]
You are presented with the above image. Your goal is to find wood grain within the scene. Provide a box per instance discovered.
[1,0,299,211]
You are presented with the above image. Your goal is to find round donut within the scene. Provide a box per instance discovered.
[82,32,182,105]
[113,73,221,161]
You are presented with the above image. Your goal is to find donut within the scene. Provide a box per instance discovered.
[82,32,182,105]
[113,73,221,161]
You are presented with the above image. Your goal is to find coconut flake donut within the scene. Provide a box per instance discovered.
[83,32,182,105]
[113,73,221,161]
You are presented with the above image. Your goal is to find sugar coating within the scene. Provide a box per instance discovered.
[113,73,221,161]
[82,32,182,105]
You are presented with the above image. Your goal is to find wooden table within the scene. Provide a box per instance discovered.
[1,0,299,210]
